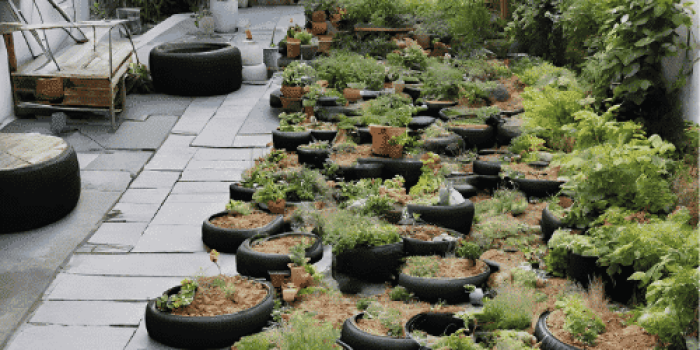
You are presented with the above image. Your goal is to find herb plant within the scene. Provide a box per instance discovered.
[555,295,606,346]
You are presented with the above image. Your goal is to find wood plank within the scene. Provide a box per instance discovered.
[3,34,17,73]
[17,40,133,78]
[0,20,130,34]
[0,133,67,168]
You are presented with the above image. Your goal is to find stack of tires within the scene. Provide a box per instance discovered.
[239,37,267,83]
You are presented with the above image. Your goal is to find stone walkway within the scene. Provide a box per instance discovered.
[0,5,311,350]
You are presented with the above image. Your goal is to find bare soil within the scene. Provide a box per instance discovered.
[507,163,562,180]
[547,309,657,350]
[252,236,312,254]
[330,144,374,166]
[171,275,268,317]
[209,212,276,229]
[397,224,447,241]
[403,257,487,279]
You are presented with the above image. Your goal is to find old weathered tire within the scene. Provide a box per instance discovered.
[472,159,501,175]
[567,252,604,289]
[145,281,274,349]
[297,147,330,168]
[340,313,420,350]
[270,89,283,108]
[512,178,564,198]
[235,232,324,278]
[540,207,566,243]
[150,42,242,96]
[310,129,338,142]
[202,211,285,253]
[402,237,457,257]
[534,311,580,350]
[340,163,384,181]
[357,157,423,189]
[334,243,404,283]
[398,263,491,303]
[229,183,257,202]
[0,139,80,233]
[272,129,312,151]
[406,200,475,235]
[421,134,464,156]
[405,312,468,343]
[449,126,496,150]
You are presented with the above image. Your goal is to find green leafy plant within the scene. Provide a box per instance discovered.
[155,278,197,311]
[252,181,286,204]
[521,85,588,149]
[282,61,316,87]
[225,200,252,216]
[455,241,482,262]
[403,256,440,278]
[319,210,401,254]
[461,282,537,331]
[511,268,538,289]
[289,242,310,267]
[293,31,314,45]
[388,286,413,301]
[365,303,404,337]
[432,329,484,350]
[509,134,547,163]
[356,297,374,311]
[555,294,606,345]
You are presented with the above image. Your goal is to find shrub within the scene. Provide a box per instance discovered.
[389,286,413,301]
[455,241,482,261]
[555,294,606,346]
[463,283,538,331]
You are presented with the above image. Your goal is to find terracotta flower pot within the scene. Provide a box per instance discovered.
[270,271,287,288]
[280,96,302,111]
[318,39,333,54]
[281,85,304,98]
[343,87,361,103]
[330,13,342,22]
[304,105,314,118]
[369,125,406,159]
[282,287,298,302]
[286,38,300,58]
[289,264,307,287]
[393,81,405,94]
[311,21,327,35]
[312,11,327,22]
[415,34,430,49]
[266,199,286,214]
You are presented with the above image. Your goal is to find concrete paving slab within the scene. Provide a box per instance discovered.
[170,96,226,135]
[88,222,148,246]
[28,301,146,326]
[132,225,206,253]
[84,151,154,176]
[45,275,184,301]
[212,104,255,119]
[76,153,100,169]
[158,134,196,152]
[185,160,252,169]
[130,171,181,189]
[150,202,222,226]
[121,94,193,121]
[252,147,272,159]
[62,130,107,152]
[106,203,162,222]
[5,324,136,350]
[236,97,281,134]
[143,152,195,171]
[165,193,230,203]
[169,118,212,136]
[125,320,232,350]
[179,169,244,182]
[191,118,242,148]
[80,171,133,192]
[170,181,233,194]
[64,253,235,277]
[193,148,252,160]
[119,189,172,204]
[80,116,178,150]
[233,134,272,147]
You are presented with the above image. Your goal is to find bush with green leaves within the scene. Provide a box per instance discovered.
[555,294,606,346]
[432,329,484,350]
[455,241,482,261]
[319,210,400,254]
[388,286,413,301]
[387,44,430,71]
[314,52,385,90]
[282,61,316,87]
[509,134,547,163]
[234,312,340,350]
[544,229,576,277]
[341,0,409,27]
[155,278,197,312]
[364,303,404,337]
[521,85,588,147]
[517,62,581,90]
[225,200,252,216]
[403,256,440,278]
[506,0,566,65]
[252,180,286,204]
[356,297,374,311]
[420,64,465,101]
[511,268,538,289]
[461,282,537,331]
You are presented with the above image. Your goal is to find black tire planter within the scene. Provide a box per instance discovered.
[361,90,383,101]
[272,129,312,152]
[0,143,81,234]
[567,252,604,289]
[340,312,420,350]
[317,96,339,106]
[603,264,639,304]
[449,126,496,150]
[402,237,457,257]
[473,175,503,191]
[297,147,330,168]
[472,159,502,176]
[357,158,424,189]
[201,211,285,253]
[421,134,464,156]
[511,178,564,198]
[482,259,501,273]
[235,232,324,278]
[150,42,242,96]
[403,85,422,101]
[355,127,372,144]
[453,183,478,198]
[424,101,458,118]
[405,312,468,344]
[406,200,475,235]
[340,163,384,181]
[534,311,580,350]
[229,183,257,202]
[409,116,436,130]
[495,122,522,146]
[540,207,566,243]
[398,262,491,303]
[145,281,274,349]
[270,89,283,108]
[310,129,338,143]
[334,243,404,283]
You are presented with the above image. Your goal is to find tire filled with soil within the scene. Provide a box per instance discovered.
[202,211,285,253]
[235,232,324,278]
[340,312,421,350]
[398,258,491,303]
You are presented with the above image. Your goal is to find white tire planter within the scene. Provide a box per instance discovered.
[210,0,238,33]
[242,63,268,81]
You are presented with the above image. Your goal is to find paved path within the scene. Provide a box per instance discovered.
[0,6,308,349]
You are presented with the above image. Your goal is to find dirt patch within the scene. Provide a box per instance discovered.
[514,202,547,227]
[398,224,447,241]
[547,309,657,350]
[330,144,374,166]
[489,75,525,112]
[252,236,312,254]
[356,317,397,337]
[171,275,268,317]
[506,163,561,180]
[209,212,276,229]
[481,249,528,270]
[403,257,487,279]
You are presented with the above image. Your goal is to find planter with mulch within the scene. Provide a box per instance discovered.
[397,256,491,303]
[340,312,421,350]
[406,200,475,235]
[235,232,324,279]
[201,211,285,253]
[399,224,461,257]
[333,242,404,283]
[272,129,312,152]
[534,310,657,350]
[506,163,565,198]
[145,277,274,349]
[297,145,330,168]
[229,182,257,202]
[404,312,469,344]
[357,157,424,189]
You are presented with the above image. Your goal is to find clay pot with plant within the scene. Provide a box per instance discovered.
[288,243,312,288]
[281,61,315,98]
[145,250,274,349]
[369,125,407,158]
[252,181,287,214]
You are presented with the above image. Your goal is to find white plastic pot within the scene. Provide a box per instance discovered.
[239,39,264,66]
[210,0,238,33]
[242,63,268,82]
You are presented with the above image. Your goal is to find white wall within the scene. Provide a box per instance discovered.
[662,0,700,126]
[0,0,89,126]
